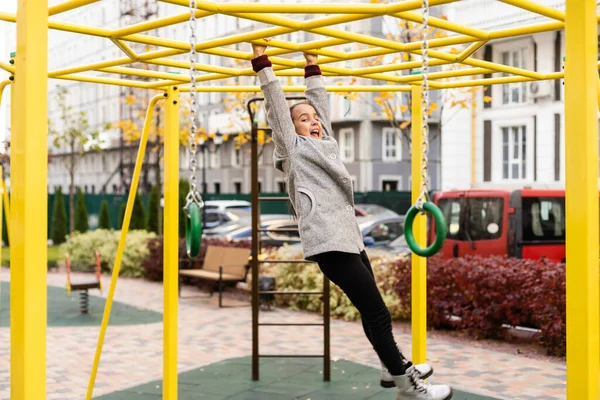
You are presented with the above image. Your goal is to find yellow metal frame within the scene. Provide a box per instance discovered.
[2,1,598,399]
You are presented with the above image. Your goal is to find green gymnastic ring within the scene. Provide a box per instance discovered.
[404,201,447,257]
[185,202,202,258]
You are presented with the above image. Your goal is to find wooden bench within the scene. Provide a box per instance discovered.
[179,245,251,307]
[65,252,102,314]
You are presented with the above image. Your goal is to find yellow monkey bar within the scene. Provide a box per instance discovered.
[2,0,599,399]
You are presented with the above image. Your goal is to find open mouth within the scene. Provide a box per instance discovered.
[310,128,320,138]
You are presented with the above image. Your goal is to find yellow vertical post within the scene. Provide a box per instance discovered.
[10,0,48,398]
[471,86,477,186]
[565,1,599,399]
[163,86,179,400]
[410,85,426,364]
[0,165,3,310]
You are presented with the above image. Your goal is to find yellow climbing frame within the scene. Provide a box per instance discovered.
[1,0,598,399]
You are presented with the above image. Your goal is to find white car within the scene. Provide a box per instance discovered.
[203,200,251,213]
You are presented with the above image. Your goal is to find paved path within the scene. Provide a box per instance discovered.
[0,267,566,399]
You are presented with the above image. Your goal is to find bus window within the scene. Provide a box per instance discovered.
[437,198,463,239]
[522,197,565,241]
[467,198,503,240]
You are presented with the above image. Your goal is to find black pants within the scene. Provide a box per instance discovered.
[309,250,408,376]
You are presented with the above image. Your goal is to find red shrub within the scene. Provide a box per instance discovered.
[392,255,566,356]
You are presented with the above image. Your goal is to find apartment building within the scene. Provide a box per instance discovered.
[1,0,443,195]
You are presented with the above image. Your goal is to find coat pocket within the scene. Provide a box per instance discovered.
[297,188,316,222]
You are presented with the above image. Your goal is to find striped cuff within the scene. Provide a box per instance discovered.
[304,64,321,78]
[251,54,272,72]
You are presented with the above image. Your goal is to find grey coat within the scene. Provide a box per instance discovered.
[257,67,365,258]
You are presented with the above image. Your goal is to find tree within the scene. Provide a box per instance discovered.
[74,188,89,233]
[50,186,68,245]
[130,192,147,231]
[98,200,112,230]
[148,185,160,234]
[48,85,103,233]
[118,203,126,230]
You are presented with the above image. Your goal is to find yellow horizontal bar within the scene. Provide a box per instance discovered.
[98,66,190,82]
[394,11,489,40]
[498,0,565,22]
[438,76,537,89]
[251,38,349,61]
[177,85,413,93]
[160,0,455,14]
[54,73,160,89]
[50,48,184,77]
[0,62,15,74]
[49,0,100,16]
[111,9,214,38]
[488,21,565,40]
[146,58,241,76]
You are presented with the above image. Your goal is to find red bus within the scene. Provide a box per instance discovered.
[429,188,571,263]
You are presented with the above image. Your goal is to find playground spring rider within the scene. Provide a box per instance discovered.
[184,0,204,258]
[403,0,447,257]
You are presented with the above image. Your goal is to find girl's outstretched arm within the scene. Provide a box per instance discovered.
[303,52,332,138]
[251,41,298,157]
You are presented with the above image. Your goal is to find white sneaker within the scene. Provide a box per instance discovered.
[392,366,452,400]
[380,360,433,388]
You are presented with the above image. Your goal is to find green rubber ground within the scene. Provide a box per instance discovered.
[94,356,500,400]
[0,282,162,327]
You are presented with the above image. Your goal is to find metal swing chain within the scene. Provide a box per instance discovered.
[416,0,430,211]
[185,0,203,214]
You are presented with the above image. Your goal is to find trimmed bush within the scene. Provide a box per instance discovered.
[259,249,567,356]
[130,192,147,231]
[118,203,126,229]
[148,185,160,234]
[98,200,112,230]
[62,229,157,277]
[74,188,89,233]
[51,186,68,244]
[260,246,405,321]
[392,255,566,356]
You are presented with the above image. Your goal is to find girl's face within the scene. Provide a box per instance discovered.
[291,104,322,139]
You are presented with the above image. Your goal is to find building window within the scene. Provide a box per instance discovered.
[277,180,286,193]
[380,175,402,192]
[233,181,242,194]
[382,180,398,191]
[339,128,355,162]
[258,181,262,193]
[502,126,527,180]
[231,147,241,167]
[210,150,221,169]
[501,49,527,105]
[214,182,221,194]
[382,127,401,162]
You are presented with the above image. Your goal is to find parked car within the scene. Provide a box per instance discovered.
[222,216,302,247]
[204,200,252,213]
[354,203,399,218]
[367,234,411,258]
[204,214,293,238]
[358,215,405,247]
[203,209,250,229]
